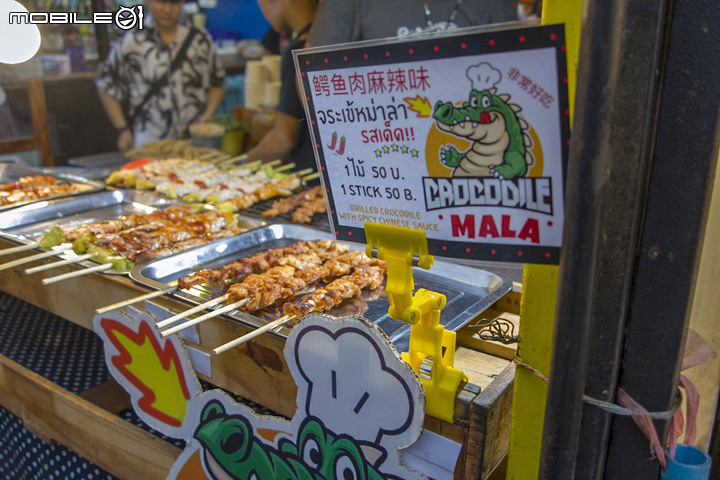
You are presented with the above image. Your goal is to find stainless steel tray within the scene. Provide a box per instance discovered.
[0,163,105,211]
[0,190,262,275]
[131,224,513,350]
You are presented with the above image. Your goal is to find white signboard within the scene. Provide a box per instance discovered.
[296,24,569,264]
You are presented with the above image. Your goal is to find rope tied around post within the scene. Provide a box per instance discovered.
[513,350,683,470]
[514,355,549,383]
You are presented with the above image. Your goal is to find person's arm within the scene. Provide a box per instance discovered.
[97,88,134,152]
[196,85,225,123]
[246,112,301,163]
[306,0,358,47]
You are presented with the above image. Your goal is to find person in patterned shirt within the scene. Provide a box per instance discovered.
[96,0,225,151]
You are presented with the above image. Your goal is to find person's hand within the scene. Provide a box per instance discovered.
[117,129,134,152]
[196,112,212,123]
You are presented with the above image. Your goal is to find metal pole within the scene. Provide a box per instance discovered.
[541,0,720,478]
[603,0,720,477]
[571,0,670,478]
[539,0,669,476]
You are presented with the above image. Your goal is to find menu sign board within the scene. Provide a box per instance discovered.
[295,24,569,264]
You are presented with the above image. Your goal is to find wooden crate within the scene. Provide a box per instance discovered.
[0,239,517,479]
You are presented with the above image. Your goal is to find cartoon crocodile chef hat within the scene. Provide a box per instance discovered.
[466,62,502,91]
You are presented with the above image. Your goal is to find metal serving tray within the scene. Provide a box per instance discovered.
[0,163,105,211]
[131,224,513,351]
[0,190,262,275]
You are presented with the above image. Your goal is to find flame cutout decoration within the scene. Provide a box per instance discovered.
[94,311,200,438]
[405,95,432,118]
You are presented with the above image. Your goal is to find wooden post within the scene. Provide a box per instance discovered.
[28,79,54,166]
[0,80,54,165]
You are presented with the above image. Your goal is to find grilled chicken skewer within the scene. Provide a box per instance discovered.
[178,239,349,289]
[39,207,245,272]
[0,175,59,191]
[106,210,237,262]
[263,185,323,217]
[131,228,245,264]
[162,242,352,327]
[281,264,386,318]
[212,264,387,354]
[215,171,312,212]
[164,250,383,336]
[225,251,382,313]
[0,176,93,206]
[158,161,291,199]
[107,157,295,202]
[291,196,327,224]
[49,204,206,244]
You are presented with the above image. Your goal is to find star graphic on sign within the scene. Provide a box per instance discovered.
[375,149,383,157]
[382,145,391,153]
[401,145,409,153]
[391,144,399,152]
[411,148,419,157]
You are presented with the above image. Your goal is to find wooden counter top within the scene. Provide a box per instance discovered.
[0,236,517,479]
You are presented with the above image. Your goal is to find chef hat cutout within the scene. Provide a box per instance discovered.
[286,314,425,449]
[466,62,502,91]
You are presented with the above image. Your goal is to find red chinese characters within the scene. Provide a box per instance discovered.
[507,67,555,109]
[312,67,431,97]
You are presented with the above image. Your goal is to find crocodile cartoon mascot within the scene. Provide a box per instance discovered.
[194,400,403,480]
[433,62,533,180]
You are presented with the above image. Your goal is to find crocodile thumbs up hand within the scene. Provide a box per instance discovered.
[440,145,462,168]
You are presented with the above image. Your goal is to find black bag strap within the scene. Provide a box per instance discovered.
[128,27,199,125]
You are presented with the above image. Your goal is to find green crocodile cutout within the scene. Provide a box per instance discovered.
[194,400,401,480]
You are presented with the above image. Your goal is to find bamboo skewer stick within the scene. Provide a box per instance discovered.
[272,162,296,173]
[0,247,70,272]
[238,160,263,171]
[293,168,314,178]
[218,159,264,173]
[206,152,231,163]
[24,252,98,274]
[0,242,40,257]
[188,161,216,171]
[211,264,387,354]
[215,153,247,167]
[199,151,223,161]
[216,153,248,166]
[41,263,113,285]
[303,172,321,183]
[155,293,230,329]
[159,298,250,337]
[263,159,283,169]
[95,286,178,315]
[212,314,293,355]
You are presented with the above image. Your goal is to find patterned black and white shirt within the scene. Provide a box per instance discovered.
[96,25,225,146]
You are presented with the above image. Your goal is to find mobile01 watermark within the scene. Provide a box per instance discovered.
[9,5,144,30]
